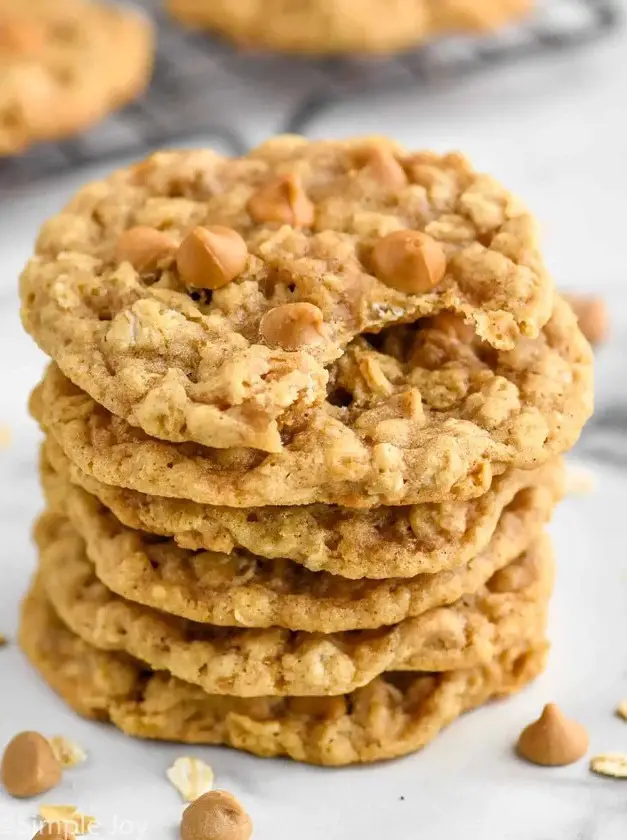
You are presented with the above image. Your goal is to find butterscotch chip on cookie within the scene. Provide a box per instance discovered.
[38,457,560,633]
[166,0,532,55]
[19,580,548,766]
[21,138,563,462]
[42,434,563,580]
[0,0,153,156]
[34,510,553,696]
[31,292,591,507]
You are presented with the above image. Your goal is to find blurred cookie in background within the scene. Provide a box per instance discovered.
[166,0,533,55]
[0,0,154,156]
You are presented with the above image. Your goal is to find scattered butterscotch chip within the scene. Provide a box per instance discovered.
[177,226,249,290]
[516,704,589,766]
[247,174,314,227]
[564,461,597,496]
[372,230,446,294]
[0,632,6,646]
[167,756,214,803]
[359,147,408,189]
[616,700,627,720]
[38,806,96,836]
[564,293,609,346]
[590,753,627,778]
[116,226,177,273]
[180,790,252,840]
[48,737,87,770]
[259,302,324,350]
[1,731,62,798]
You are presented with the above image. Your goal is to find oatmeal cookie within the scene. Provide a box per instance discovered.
[20,581,547,765]
[21,137,558,455]
[167,0,531,55]
[44,434,562,579]
[38,461,557,632]
[36,515,552,696]
[32,294,590,507]
[0,0,153,156]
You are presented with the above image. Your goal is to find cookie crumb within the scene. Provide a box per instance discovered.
[1,731,62,798]
[167,756,214,802]
[38,806,95,836]
[516,703,589,766]
[48,738,87,769]
[564,461,597,496]
[590,753,627,778]
[181,790,252,840]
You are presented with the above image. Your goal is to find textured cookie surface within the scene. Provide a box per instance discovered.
[20,581,548,765]
[39,455,558,632]
[36,514,552,696]
[21,137,559,458]
[33,292,590,508]
[167,0,531,55]
[43,435,562,579]
[0,0,153,155]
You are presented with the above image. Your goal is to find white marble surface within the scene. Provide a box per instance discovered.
[2,14,627,839]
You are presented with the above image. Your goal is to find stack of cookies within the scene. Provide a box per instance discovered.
[18,137,593,766]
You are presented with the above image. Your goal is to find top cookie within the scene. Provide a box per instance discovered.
[0,0,153,156]
[21,137,556,453]
[167,0,532,55]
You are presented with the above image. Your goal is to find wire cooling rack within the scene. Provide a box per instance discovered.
[0,0,619,190]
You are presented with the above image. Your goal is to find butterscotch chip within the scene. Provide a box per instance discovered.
[564,293,608,346]
[0,632,6,646]
[176,227,249,290]
[1,731,62,798]
[372,230,446,294]
[247,174,314,226]
[259,302,324,350]
[516,704,588,766]
[115,227,177,272]
[359,147,408,189]
[616,699,627,720]
[180,790,252,840]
